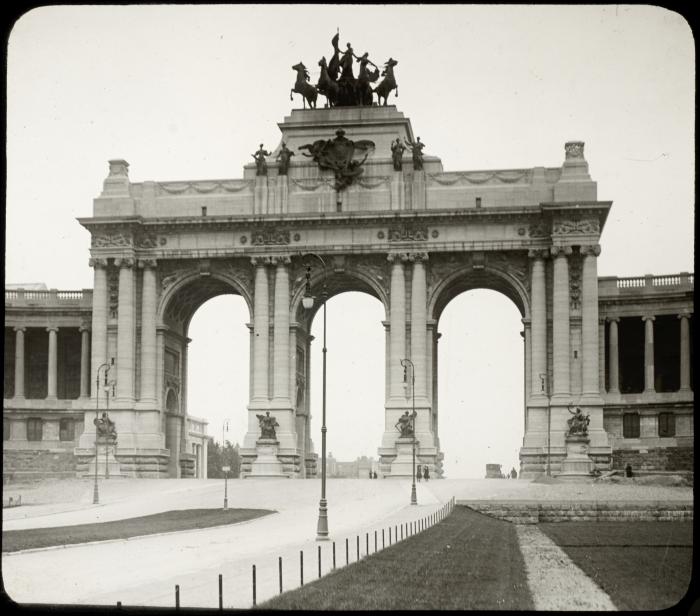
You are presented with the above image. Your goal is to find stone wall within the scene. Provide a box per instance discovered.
[3,449,76,483]
[612,447,694,472]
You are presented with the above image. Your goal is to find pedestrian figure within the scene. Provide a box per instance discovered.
[373,471,378,479]
[423,466,429,481]
[510,467,517,479]
[368,470,373,479]
[416,465,422,482]
[625,463,633,477]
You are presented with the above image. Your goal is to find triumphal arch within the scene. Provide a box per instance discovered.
[5,35,693,480]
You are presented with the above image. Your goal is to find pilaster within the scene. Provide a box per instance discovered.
[551,245,572,402]
[115,257,135,404]
[580,244,602,404]
[387,252,408,401]
[528,249,548,405]
[89,257,109,399]
[138,259,158,405]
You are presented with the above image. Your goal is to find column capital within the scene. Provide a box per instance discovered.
[89,257,109,269]
[606,316,620,323]
[138,258,158,269]
[407,252,429,263]
[387,251,409,263]
[79,325,91,333]
[114,257,135,268]
[271,255,292,266]
[527,248,549,259]
[642,315,656,322]
[46,326,59,333]
[13,326,26,333]
[678,311,693,320]
[550,245,573,257]
[251,256,272,267]
[521,317,532,326]
[580,244,601,257]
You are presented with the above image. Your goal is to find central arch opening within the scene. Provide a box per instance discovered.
[308,292,385,477]
[437,289,523,478]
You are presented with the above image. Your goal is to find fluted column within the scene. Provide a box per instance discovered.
[79,326,90,398]
[14,327,26,399]
[551,246,572,399]
[678,312,691,391]
[90,258,109,399]
[272,256,291,404]
[581,244,601,400]
[410,252,429,399]
[387,252,407,399]
[643,316,655,393]
[528,249,548,401]
[251,257,270,403]
[139,259,158,404]
[115,257,135,402]
[46,326,58,399]
[608,317,620,393]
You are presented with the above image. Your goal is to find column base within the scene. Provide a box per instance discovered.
[246,439,288,478]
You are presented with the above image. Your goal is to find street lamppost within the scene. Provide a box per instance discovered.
[222,419,230,510]
[301,253,329,541]
[401,358,418,506]
[540,373,551,477]
[103,377,116,479]
[94,359,113,504]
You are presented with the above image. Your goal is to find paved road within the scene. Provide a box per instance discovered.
[1,477,693,609]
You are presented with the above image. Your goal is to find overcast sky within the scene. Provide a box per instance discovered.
[6,5,693,477]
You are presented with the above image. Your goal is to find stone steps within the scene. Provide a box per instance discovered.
[459,500,693,523]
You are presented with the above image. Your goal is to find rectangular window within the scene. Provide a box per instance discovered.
[658,412,676,437]
[622,413,640,438]
[27,418,43,441]
[59,418,75,441]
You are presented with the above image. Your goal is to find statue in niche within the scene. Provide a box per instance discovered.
[395,410,417,438]
[94,412,117,441]
[276,142,295,175]
[390,138,406,171]
[566,406,590,437]
[252,144,271,176]
[256,411,280,440]
[404,137,426,170]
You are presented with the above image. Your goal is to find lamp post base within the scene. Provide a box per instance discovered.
[316,498,330,541]
[410,482,417,505]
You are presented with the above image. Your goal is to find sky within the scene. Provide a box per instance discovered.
[6,5,694,477]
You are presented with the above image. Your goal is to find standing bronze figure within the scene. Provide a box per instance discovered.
[390,138,405,171]
[252,144,271,176]
[276,142,295,175]
[405,137,426,170]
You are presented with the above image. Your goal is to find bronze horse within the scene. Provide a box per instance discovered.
[317,57,340,107]
[290,62,318,109]
[374,58,398,106]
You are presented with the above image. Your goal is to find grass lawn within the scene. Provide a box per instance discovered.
[540,521,693,611]
[2,508,274,553]
[258,506,533,610]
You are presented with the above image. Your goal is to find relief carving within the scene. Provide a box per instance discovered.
[92,233,133,248]
[569,254,582,310]
[552,219,599,235]
[135,233,158,249]
[387,224,428,242]
[528,222,549,238]
[107,266,119,318]
[251,229,291,245]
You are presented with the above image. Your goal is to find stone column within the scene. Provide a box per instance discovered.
[139,259,158,404]
[387,252,407,399]
[79,326,90,398]
[551,246,572,399]
[272,256,291,404]
[251,257,270,403]
[202,437,208,478]
[46,326,58,399]
[581,244,602,401]
[678,312,691,391]
[115,257,136,402]
[14,327,26,399]
[643,316,655,393]
[410,252,429,400]
[598,318,606,394]
[608,317,620,393]
[528,249,548,402]
[90,258,109,399]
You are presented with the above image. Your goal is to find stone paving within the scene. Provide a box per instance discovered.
[1,477,693,609]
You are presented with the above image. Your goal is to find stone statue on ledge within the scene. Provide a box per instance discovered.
[94,411,117,441]
[404,137,426,170]
[252,144,271,176]
[276,142,295,175]
[256,411,280,440]
[390,138,405,171]
[395,410,417,438]
[566,406,590,437]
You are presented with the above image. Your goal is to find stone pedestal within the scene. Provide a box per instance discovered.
[386,436,419,478]
[86,439,123,478]
[248,439,287,478]
[555,434,595,482]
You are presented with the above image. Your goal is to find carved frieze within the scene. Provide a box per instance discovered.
[251,229,290,245]
[135,233,158,249]
[490,252,529,292]
[387,224,428,242]
[428,170,530,185]
[552,219,599,235]
[569,254,582,310]
[528,222,550,238]
[92,233,133,248]
[157,180,253,195]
